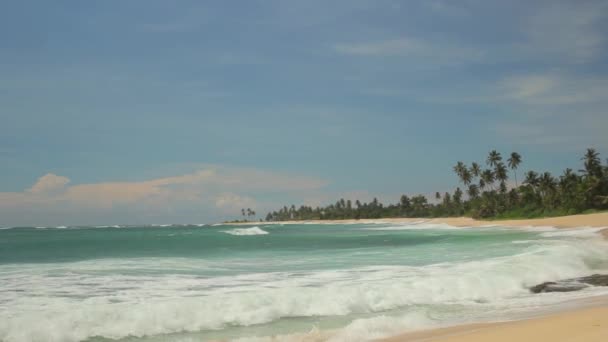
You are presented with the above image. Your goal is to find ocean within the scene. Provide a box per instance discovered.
[1,222,608,341]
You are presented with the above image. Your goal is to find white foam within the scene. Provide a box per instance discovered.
[2,226,608,342]
[539,227,606,238]
[1,237,608,342]
[222,227,269,236]
[329,312,436,342]
[362,223,459,231]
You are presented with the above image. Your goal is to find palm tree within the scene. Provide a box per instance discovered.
[524,170,539,190]
[581,148,602,178]
[470,162,481,178]
[453,188,463,203]
[539,172,557,207]
[461,168,472,186]
[442,192,451,205]
[494,163,508,183]
[499,181,508,194]
[467,184,479,199]
[507,152,522,187]
[454,161,472,186]
[453,161,466,180]
[478,178,486,191]
[481,169,495,190]
[486,150,502,168]
[560,168,578,188]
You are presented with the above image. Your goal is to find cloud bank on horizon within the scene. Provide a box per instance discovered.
[0,167,329,226]
[0,0,607,225]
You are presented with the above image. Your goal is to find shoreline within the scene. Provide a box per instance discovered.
[233,212,608,238]
[237,212,608,228]
[379,297,608,342]
[236,212,608,341]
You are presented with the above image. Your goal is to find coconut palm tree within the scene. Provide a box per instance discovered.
[494,163,508,184]
[478,178,486,192]
[524,171,539,188]
[481,169,495,190]
[461,168,472,186]
[454,161,472,186]
[470,162,481,178]
[453,161,466,180]
[467,184,479,199]
[507,152,522,187]
[499,181,508,194]
[581,148,602,177]
[486,150,502,168]
[539,172,557,207]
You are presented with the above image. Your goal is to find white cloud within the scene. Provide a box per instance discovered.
[489,71,608,148]
[27,173,70,194]
[333,38,484,65]
[501,75,558,100]
[499,73,608,106]
[0,166,328,225]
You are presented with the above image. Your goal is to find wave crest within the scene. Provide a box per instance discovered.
[222,227,269,236]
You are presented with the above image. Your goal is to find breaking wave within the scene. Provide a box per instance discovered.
[222,227,269,236]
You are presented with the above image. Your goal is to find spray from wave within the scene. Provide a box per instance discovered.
[222,227,269,236]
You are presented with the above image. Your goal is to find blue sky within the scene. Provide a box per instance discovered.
[1,0,607,225]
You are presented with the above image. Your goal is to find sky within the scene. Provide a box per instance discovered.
[1,0,607,226]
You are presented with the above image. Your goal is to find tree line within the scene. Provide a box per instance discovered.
[263,148,608,221]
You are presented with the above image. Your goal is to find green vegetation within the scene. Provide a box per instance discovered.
[264,148,608,221]
[241,208,256,220]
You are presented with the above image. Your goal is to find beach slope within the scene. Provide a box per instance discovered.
[382,305,608,342]
[256,212,608,229]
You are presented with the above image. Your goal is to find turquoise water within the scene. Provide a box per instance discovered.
[1,223,608,341]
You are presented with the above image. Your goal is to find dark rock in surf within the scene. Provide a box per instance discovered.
[529,281,588,293]
[578,274,608,286]
[529,274,608,293]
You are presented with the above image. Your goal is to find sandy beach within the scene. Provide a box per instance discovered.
[241,212,608,238]
[380,304,608,342]
[254,212,608,229]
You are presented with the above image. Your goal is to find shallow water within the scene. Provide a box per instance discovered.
[1,223,607,341]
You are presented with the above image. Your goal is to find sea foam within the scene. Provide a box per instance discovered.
[1,237,607,342]
[2,224,608,342]
[222,227,269,236]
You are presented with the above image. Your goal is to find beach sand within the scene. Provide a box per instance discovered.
[380,305,608,342]
[255,212,608,229]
